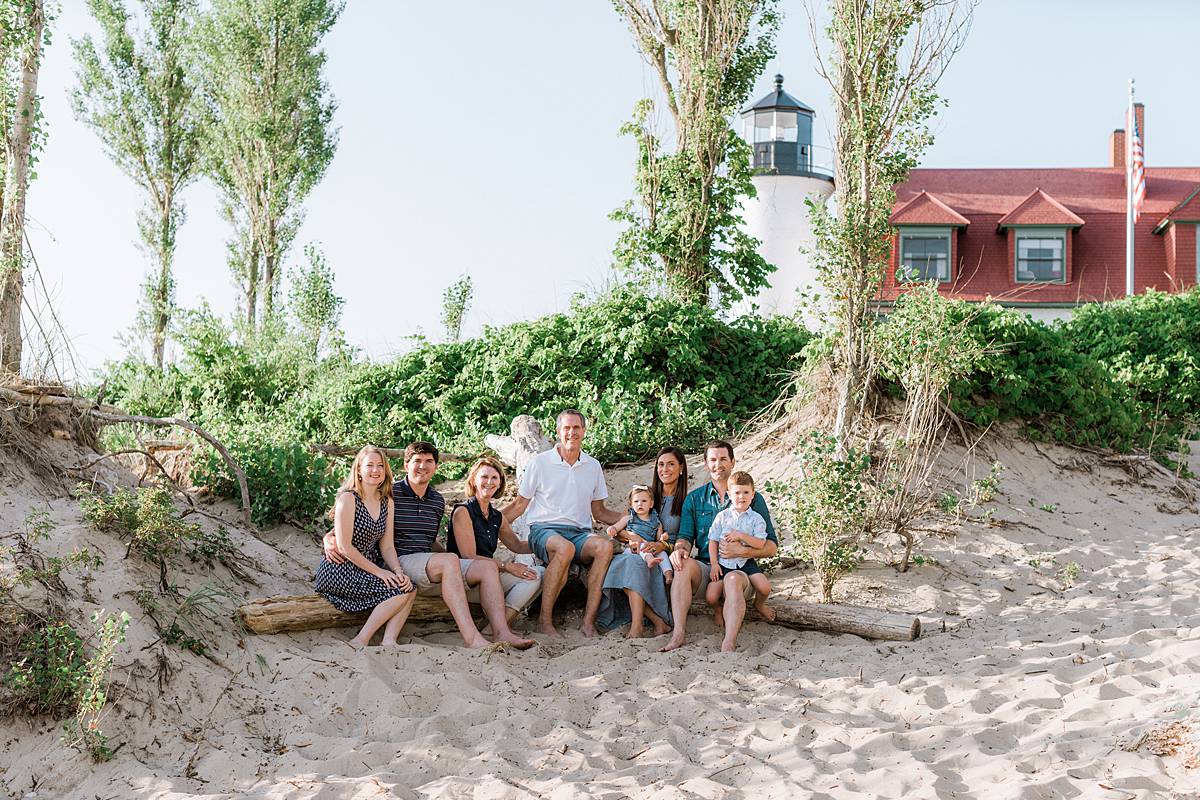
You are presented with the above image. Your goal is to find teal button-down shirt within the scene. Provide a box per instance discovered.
[676,482,777,563]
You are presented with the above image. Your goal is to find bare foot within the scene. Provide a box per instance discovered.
[652,619,670,636]
[498,632,535,650]
[537,621,565,639]
[755,601,777,622]
[625,625,644,639]
[713,609,724,630]
[465,635,491,649]
[720,639,737,653]
[347,637,369,649]
[379,639,398,648]
[659,635,686,652]
[663,571,673,585]
[581,622,600,639]
[648,556,663,569]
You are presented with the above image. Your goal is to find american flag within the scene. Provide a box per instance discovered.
[1130,111,1146,222]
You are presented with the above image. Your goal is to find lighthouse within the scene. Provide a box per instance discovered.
[740,74,834,316]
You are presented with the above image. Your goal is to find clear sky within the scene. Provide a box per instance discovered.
[26,0,1200,378]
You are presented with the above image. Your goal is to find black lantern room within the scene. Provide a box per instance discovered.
[741,74,816,176]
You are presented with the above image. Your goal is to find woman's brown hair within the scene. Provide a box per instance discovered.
[465,456,507,498]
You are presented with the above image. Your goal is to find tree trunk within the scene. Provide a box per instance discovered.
[0,1,45,375]
[151,197,174,370]
[261,215,276,321]
[245,236,259,329]
[238,592,922,642]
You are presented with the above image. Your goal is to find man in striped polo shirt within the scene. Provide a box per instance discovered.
[323,441,532,649]
[502,409,622,638]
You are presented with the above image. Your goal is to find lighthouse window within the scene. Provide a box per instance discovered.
[898,229,951,282]
[1015,230,1066,283]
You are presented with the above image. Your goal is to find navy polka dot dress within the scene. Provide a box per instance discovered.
[314,492,412,612]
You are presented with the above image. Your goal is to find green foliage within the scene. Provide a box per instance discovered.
[1058,561,1080,587]
[195,0,342,325]
[135,583,229,656]
[74,483,235,580]
[61,610,130,762]
[102,286,810,526]
[1063,288,1200,433]
[71,0,204,367]
[2,620,87,718]
[288,243,345,360]
[767,432,868,603]
[947,304,1145,449]
[612,1,780,306]
[440,273,473,343]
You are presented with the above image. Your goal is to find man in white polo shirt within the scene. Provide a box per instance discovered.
[502,409,621,638]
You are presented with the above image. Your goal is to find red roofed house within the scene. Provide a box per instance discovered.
[882,104,1200,320]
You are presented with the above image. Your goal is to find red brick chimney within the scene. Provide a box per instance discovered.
[1108,103,1145,170]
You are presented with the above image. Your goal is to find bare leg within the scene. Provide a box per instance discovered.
[706,575,725,630]
[537,536,574,638]
[426,553,489,648]
[350,593,411,647]
[579,536,613,638]
[720,572,749,652]
[625,588,645,638]
[749,573,776,621]
[466,560,533,648]
[660,559,702,652]
[379,592,416,646]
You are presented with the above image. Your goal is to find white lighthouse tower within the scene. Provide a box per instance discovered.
[740,75,834,316]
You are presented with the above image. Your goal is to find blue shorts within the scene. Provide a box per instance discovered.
[529,524,594,565]
[717,559,762,579]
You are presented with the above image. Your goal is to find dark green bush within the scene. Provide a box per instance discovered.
[1062,288,1200,431]
[2,620,87,718]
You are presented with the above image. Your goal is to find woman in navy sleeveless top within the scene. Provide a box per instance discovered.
[449,457,545,624]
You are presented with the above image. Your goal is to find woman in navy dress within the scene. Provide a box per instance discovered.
[314,445,415,647]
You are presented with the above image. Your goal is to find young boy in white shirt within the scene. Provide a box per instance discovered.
[705,471,773,622]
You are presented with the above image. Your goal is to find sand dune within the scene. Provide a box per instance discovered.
[2,434,1198,799]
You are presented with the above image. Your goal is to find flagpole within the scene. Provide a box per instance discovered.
[1126,79,1135,297]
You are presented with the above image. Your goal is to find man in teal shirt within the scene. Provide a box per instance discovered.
[659,440,778,652]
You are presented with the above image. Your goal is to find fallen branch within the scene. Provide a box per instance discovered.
[238,593,921,641]
[85,411,252,529]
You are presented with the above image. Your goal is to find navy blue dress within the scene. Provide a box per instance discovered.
[314,492,412,612]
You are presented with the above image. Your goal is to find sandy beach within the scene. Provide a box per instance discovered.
[2,433,1199,799]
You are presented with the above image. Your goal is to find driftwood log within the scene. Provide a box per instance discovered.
[238,593,921,641]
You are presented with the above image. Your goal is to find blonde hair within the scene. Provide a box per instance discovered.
[627,484,653,505]
[729,471,755,490]
[339,446,395,502]
[465,456,507,498]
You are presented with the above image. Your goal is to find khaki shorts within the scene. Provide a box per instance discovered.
[688,559,755,601]
[397,553,473,595]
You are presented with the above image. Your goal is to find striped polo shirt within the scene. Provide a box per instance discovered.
[391,477,446,556]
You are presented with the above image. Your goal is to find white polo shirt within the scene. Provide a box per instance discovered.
[519,446,608,529]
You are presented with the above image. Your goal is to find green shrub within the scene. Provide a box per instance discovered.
[2,620,87,717]
[1063,288,1200,433]
[61,610,130,762]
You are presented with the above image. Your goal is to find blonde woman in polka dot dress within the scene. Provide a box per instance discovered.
[314,446,415,647]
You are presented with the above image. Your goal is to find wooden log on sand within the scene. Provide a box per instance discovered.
[238,593,921,641]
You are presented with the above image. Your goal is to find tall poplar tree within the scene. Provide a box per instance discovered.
[612,0,779,306]
[72,0,204,369]
[195,0,340,330]
[0,0,51,375]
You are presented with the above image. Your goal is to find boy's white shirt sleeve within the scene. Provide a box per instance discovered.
[518,454,539,499]
[750,511,768,538]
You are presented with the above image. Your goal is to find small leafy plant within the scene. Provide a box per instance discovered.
[62,610,130,762]
[769,433,869,603]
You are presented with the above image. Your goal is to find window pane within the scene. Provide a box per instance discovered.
[900,233,950,282]
[1016,234,1065,282]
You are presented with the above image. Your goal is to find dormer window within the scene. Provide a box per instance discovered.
[898,228,952,282]
[1015,228,1067,283]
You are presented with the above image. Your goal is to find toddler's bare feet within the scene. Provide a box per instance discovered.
[663,570,673,585]
[648,556,663,569]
